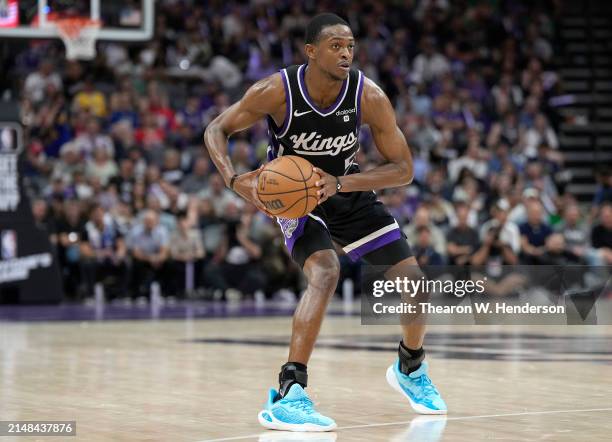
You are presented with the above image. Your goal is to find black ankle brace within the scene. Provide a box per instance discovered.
[398,342,425,375]
[277,362,308,399]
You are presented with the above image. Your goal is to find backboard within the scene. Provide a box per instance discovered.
[0,0,153,41]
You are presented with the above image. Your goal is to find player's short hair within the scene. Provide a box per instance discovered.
[305,13,350,44]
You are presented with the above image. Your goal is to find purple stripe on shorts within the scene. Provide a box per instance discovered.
[346,229,402,262]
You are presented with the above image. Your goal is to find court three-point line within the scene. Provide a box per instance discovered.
[198,407,612,441]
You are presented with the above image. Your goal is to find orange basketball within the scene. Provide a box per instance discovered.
[257,156,320,219]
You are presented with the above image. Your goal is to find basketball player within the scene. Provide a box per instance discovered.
[205,13,446,431]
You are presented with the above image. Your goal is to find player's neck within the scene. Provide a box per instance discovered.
[304,64,344,109]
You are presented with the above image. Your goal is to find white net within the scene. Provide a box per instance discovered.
[55,18,101,60]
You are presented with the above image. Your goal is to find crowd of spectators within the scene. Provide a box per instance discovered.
[4,0,612,301]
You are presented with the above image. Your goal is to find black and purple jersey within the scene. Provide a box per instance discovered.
[266,64,364,178]
[265,64,411,266]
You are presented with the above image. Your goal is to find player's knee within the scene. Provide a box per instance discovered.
[305,251,340,294]
[317,264,340,294]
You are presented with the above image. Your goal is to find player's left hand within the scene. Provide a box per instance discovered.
[313,167,338,204]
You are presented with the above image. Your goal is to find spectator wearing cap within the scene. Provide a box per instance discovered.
[473,199,520,265]
[519,200,553,264]
[509,187,549,225]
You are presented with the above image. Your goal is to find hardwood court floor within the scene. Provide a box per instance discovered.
[1,314,611,441]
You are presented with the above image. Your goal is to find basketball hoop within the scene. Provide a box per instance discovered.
[54,17,101,60]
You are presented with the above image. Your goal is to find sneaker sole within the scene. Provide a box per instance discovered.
[386,365,447,415]
[258,410,337,432]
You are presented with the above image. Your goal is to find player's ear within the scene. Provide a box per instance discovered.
[305,43,316,61]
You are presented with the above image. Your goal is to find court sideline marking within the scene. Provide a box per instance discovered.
[198,407,612,441]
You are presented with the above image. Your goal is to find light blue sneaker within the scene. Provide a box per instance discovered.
[386,360,447,414]
[258,384,337,432]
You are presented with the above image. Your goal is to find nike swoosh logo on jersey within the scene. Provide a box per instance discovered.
[293,109,313,117]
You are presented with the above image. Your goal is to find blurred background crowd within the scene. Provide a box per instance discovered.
[2,0,611,302]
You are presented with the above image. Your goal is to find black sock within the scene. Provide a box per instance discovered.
[398,341,425,375]
[275,362,308,401]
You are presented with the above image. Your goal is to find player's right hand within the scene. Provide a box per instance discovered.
[232,166,274,218]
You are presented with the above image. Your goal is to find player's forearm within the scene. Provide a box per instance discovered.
[339,161,413,192]
[203,122,236,187]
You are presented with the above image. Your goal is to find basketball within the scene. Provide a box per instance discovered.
[257,155,320,219]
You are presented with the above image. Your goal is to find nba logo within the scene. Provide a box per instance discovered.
[343,115,350,122]
[1,229,16,259]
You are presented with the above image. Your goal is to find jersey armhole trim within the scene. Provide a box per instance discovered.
[276,69,293,138]
[356,70,364,127]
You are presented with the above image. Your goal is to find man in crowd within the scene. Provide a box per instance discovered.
[128,209,170,297]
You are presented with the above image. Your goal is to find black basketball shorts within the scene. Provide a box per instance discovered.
[276,190,413,268]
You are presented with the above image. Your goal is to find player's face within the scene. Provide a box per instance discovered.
[310,25,355,81]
